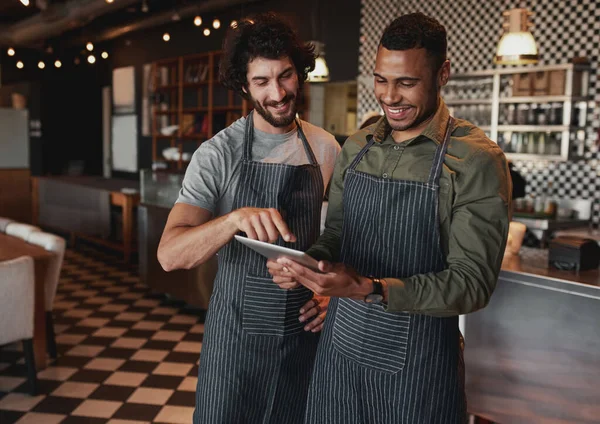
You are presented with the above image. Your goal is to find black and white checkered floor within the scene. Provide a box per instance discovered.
[0,245,204,424]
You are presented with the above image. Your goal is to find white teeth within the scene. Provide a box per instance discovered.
[388,107,408,114]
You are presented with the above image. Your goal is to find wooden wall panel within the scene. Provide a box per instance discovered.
[0,168,31,223]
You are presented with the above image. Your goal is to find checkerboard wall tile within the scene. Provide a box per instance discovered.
[0,246,203,424]
[359,0,600,227]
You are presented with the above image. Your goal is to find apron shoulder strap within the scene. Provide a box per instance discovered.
[348,135,376,171]
[243,111,254,162]
[295,119,319,165]
[427,116,454,185]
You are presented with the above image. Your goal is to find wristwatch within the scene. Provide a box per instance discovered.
[364,277,384,304]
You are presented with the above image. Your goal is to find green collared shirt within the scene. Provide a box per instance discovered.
[307,100,512,316]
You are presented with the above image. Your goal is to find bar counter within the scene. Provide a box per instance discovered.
[464,247,600,423]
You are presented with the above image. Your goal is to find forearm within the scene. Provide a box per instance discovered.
[383,263,500,316]
[158,212,238,271]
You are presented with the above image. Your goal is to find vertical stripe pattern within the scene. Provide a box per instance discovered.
[194,112,324,423]
[305,117,467,424]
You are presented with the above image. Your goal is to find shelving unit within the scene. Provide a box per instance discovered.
[443,63,593,161]
[151,51,249,171]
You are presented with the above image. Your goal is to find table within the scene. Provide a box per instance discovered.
[0,233,54,370]
[31,176,140,262]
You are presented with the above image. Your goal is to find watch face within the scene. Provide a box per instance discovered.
[365,294,384,304]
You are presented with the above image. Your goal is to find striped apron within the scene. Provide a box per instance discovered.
[194,111,324,424]
[305,117,466,424]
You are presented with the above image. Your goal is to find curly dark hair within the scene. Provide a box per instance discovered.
[219,12,316,99]
[380,12,447,71]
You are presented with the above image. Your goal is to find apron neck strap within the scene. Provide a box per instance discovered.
[348,135,376,171]
[427,116,454,185]
[243,110,318,165]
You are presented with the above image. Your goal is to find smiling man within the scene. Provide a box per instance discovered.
[268,12,511,423]
[157,12,340,424]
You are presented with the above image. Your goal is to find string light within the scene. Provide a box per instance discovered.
[16,61,24,69]
[55,60,62,68]
[212,19,221,29]
[230,20,238,28]
[20,0,30,6]
[101,51,109,59]
[38,61,45,69]
[163,32,170,42]
[87,55,96,64]
[86,42,94,51]
[105,0,114,3]
[194,16,202,26]
[7,48,15,56]
[203,28,210,36]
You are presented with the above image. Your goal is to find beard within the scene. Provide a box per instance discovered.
[251,93,298,128]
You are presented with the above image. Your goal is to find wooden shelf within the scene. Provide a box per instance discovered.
[165,159,191,164]
[181,134,208,140]
[213,105,245,112]
[182,107,209,113]
[155,58,179,65]
[151,50,250,171]
[154,84,180,91]
[182,81,211,87]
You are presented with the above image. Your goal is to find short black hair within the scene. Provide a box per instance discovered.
[219,12,316,99]
[379,12,447,70]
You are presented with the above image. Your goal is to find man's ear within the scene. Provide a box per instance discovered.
[438,59,450,87]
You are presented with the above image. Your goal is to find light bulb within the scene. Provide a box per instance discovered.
[20,0,30,6]
[194,16,202,26]
[7,48,15,56]
[101,51,108,59]
[230,20,238,28]
[163,33,170,42]
[38,61,45,69]
[212,19,221,29]
[88,55,96,64]
[16,61,24,69]
[86,42,94,51]
[54,60,62,68]
[203,28,210,36]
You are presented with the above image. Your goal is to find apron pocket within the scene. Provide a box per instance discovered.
[332,298,410,374]
[243,274,313,337]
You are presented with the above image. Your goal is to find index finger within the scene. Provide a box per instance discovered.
[277,258,321,292]
[268,208,296,243]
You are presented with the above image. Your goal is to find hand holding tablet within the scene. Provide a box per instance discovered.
[234,235,321,272]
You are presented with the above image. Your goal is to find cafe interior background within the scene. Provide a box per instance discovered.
[0,0,599,423]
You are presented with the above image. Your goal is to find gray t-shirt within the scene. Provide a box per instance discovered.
[176,117,341,217]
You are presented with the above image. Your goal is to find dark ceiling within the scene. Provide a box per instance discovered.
[0,0,250,50]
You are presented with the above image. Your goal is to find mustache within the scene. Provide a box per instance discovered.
[264,94,295,108]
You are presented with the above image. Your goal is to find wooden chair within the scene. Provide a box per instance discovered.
[27,232,66,359]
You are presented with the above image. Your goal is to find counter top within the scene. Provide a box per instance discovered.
[501,247,600,289]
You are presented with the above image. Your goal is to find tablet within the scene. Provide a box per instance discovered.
[234,235,321,272]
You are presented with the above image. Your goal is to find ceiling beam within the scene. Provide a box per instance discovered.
[0,0,141,47]
[66,0,266,46]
